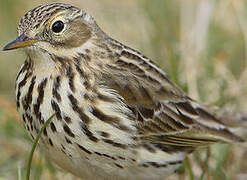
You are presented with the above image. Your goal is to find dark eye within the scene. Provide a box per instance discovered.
[52,20,64,33]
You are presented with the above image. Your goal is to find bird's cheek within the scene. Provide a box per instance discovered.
[63,22,91,48]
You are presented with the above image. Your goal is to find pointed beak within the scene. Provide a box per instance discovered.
[3,34,39,51]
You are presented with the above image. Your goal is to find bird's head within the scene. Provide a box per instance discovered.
[3,3,99,58]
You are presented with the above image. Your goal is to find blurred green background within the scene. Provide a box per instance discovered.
[1,0,247,179]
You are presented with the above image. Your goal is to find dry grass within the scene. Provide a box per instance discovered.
[0,0,247,179]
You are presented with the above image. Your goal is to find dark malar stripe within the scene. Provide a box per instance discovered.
[68,93,90,124]
[66,65,75,92]
[52,76,61,102]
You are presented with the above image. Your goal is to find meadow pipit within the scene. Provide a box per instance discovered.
[3,3,245,180]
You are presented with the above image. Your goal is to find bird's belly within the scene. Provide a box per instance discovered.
[15,71,185,180]
[43,146,182,180]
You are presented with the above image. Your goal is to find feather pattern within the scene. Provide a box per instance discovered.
[97,37,244,146]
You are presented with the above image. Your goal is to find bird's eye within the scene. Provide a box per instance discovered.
[52,20,64,33]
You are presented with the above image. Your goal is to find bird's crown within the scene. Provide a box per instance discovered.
[3,3,100,52]
[17,3,92,36]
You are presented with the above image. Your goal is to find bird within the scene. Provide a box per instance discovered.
[2,3,245,180]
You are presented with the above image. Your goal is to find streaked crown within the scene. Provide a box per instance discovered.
[17,3,91,36]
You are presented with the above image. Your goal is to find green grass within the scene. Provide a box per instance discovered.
[26,114,55,180]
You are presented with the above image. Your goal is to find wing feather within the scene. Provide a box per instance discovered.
[98,43,244,147]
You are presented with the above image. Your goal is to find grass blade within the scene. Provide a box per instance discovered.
[26,114,55,180]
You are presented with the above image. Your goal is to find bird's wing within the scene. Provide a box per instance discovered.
[99,44,244,147]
